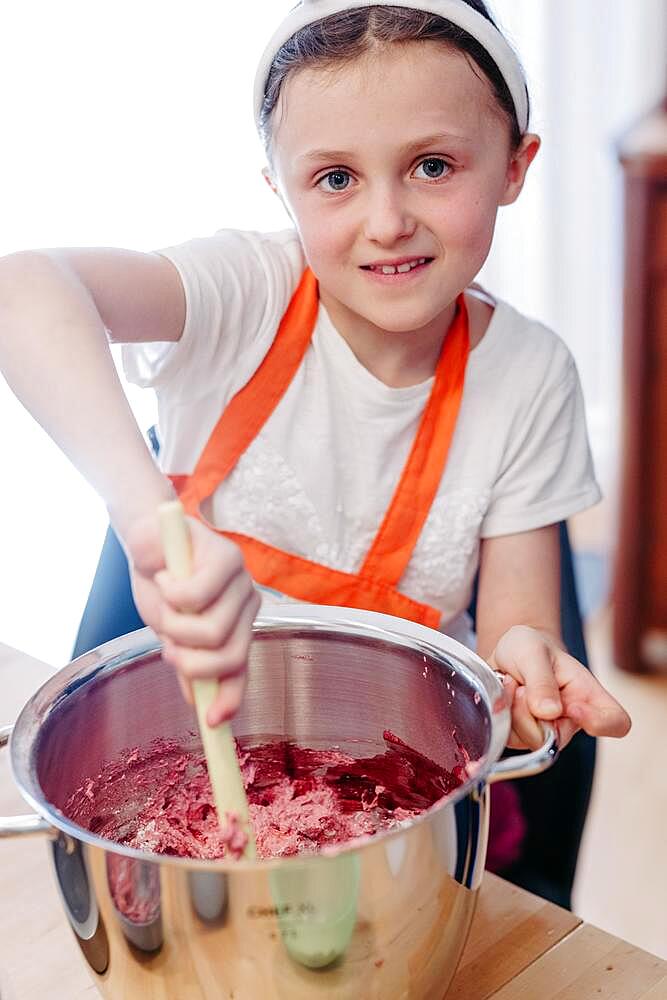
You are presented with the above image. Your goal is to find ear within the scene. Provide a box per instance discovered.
[262,166,295,223]
[499,133,541,206]
[262,166,280,196]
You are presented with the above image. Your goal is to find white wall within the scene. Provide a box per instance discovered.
[483,0,666,490]
[1,1,664,664]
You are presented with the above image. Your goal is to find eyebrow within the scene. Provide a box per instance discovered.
[297,132,473,165]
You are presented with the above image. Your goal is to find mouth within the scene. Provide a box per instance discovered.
[360,256,434,277]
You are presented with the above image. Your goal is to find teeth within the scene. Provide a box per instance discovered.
[372,258,428,274]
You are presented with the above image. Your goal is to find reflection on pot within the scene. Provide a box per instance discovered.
[453,784,489,890]
[51,833,109,973]
[106,853,163,952]
[269,852,361,969]
[188,869,228,923]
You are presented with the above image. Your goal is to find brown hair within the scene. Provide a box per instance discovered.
[258,2,528,154]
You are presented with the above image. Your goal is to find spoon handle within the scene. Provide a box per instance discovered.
[158,500,256,859]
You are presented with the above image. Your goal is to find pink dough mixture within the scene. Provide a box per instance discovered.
[64,731,470,863]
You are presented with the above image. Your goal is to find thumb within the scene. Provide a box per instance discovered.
[567,700,632,738]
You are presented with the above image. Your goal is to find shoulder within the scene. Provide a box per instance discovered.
[156,226,306,341]
[206,227,305,269]
[471,295,576,393]
[122,228,306,395]
[160,224,303,274]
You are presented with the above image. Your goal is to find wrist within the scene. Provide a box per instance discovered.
[107,471,177,543]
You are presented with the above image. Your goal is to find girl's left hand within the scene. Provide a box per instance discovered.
[488,625,632,749]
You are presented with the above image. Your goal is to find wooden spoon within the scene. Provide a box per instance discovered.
[158,500,256,859]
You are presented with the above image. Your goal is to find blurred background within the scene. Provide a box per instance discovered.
[0,0,665,960]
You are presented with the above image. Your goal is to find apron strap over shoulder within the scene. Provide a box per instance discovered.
[178,268,318,514]
[360,296,469,585]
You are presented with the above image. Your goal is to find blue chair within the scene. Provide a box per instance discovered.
[72,437,594,910]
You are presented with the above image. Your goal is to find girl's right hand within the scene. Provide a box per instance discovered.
[123,513,261,727]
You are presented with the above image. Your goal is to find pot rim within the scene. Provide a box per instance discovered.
[8,604,511,871]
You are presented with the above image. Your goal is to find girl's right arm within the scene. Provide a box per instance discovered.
[0,249,260,725]
[0,248,184,533]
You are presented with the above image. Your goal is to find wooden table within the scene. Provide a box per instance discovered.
[1,642,666,999]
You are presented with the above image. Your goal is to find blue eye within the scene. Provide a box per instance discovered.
[318,169,351,192]
[414,157,450,180]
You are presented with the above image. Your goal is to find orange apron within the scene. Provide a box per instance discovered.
[169,268,470,630]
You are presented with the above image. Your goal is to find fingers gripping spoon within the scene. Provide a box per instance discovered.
[158,500,256,860]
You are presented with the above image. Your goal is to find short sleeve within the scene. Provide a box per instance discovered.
[480,350,601,538]
[121,228,304,405]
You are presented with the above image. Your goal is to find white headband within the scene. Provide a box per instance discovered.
[253,0,528,135]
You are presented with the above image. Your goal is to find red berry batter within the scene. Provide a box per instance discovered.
[64,731,470,861]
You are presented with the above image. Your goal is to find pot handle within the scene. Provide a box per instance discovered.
[487,723,559,784]
[0,725,52,838]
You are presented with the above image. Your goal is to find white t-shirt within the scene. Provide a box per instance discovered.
[123,228,601,641]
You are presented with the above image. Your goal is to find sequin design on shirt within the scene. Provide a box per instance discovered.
[400,488,490,602]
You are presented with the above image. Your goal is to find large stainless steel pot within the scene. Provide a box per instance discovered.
[1,605,557,999]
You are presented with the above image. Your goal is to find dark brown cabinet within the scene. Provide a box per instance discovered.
[614,98,667,673]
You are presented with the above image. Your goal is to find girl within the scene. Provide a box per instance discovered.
[0,2,629,754]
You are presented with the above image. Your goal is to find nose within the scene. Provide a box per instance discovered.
[362,182,417,246]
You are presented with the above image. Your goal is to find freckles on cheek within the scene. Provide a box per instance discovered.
[297,216,347,267]
[289,187,356,263]
[297,227,330,266]
[436,196,497,258]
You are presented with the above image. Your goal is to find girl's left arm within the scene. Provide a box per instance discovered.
[475,524,631,750]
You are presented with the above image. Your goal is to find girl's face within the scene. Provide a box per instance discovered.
[269,41,539,340]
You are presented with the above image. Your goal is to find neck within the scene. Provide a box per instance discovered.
[319,292,458,388]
